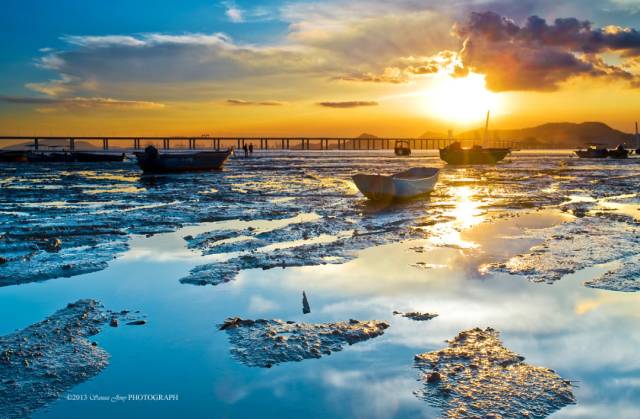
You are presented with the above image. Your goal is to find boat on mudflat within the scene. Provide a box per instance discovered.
[394,140,411,156]
[439,143,510,165]
[134,145,232,173]
[0,150,28,162]
[575,144,609,158]
[352,167,439,201]
[608,144,629,159]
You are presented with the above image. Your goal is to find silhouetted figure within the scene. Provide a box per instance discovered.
[249,143,254,154]
[243,144,248,157]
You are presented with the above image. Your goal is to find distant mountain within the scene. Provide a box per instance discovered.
[458,122,637,148]
[357,133,378,138]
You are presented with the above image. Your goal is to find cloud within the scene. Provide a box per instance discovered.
[317,101,378,108]
[0,95,165,111]
[223,1,244,23]
[451,11,640,91]
[333,67,410,84]
[226,99,284,106]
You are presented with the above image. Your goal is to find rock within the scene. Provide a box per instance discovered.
[109,318,119,327]
[302,291,311,314]
[43,238,62,253]
[394,311,438,321]
[0,257,6,265]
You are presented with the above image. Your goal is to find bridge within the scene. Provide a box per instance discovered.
[0,136,520,151]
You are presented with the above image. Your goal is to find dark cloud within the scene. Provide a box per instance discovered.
[453,11,640,91]
[317,101,378,108]
[226,99,284,106]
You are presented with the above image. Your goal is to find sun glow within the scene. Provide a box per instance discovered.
[423,73,501,125]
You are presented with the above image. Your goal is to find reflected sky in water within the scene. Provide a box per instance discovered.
[0,151,639,418]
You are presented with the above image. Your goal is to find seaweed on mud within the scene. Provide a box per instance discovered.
[393,311,438,321]
[414,327,575,418]
[484,214,640,291]
[218,317,389,368]
[0,300,141,418]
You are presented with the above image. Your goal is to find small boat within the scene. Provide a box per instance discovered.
[0,150,28,162]
[352,167,439,201]
[575,144,609,158]
[394,140,411,156]
[608,144,629,159]
[134,145,232,173]
[439,143,510,165]
[74,152,126,162]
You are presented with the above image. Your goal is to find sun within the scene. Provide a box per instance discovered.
[423,73,501,125]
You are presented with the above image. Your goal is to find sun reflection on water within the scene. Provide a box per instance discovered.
[428,185,485,249]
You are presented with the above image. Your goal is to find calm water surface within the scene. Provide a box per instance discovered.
[1,151,639,418]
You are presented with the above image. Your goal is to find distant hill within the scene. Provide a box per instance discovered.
[458,122,637,148]
[357,133,378,138]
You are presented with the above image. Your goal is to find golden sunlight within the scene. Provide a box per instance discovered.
[423,73,502,125]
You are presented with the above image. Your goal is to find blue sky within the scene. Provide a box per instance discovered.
[1,0,640,135]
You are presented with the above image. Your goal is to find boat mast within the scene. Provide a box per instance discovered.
[483,110,490,145]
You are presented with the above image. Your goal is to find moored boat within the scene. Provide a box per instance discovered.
[352,167,439,201]
[439,143,510,165]
[608,144,629,159]
[575,144,609,158]
[27,151,75,162]
[394,140,411,156]
[0,150,28,162]
[134,145,232,173]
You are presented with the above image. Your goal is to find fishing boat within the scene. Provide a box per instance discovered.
[575,144,609,158]
[439,143,510,165]
[0,150,28,162]
[608,144,629,159]
[439,111,510,165]
[134,145,232,173]
[394,140,411,156]
[74,151,126,162]
[352,167,439,201]
[634,122,639,155]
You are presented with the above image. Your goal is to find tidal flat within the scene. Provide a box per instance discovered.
[1,150,639,418]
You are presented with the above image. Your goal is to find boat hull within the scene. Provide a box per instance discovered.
[134,150,232,173]
[608,150,629,159]
[352,167,439,201]
[439,148,510,165]
[575,150,608,158]
[0,151,28,162]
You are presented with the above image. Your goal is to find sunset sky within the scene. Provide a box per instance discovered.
[1,0,640,137]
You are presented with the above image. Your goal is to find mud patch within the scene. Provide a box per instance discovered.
[393,311,438,321]
[414,327,575,418]
[483,215,640,291]
[0,300,140,418]
[218,317,389,368]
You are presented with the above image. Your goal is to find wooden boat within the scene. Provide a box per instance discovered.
[74,152,126,162]
[394,140,411,156]
[0,150,28,162]
[134,145,232,173]
[608,144,629,159]
[439,143,510,165]
[575,144,609,158]
[352,167,439,201]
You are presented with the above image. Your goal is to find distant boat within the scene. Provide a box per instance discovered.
[439,143,510,165]
[74,152,125,162]
[27,151,75,162]
[608,144,629,159]
[0,150,28,162]
[394,140,411,156]
[134,145,232,173]
[439,111,509,165]
[352,167,439,201]
[575,144,609,158]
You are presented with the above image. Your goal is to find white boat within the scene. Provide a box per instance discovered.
[352,167,439,201]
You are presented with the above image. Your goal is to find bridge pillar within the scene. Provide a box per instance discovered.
[69,138,75,151]
[34,138,39,151]
[103,138,108,150]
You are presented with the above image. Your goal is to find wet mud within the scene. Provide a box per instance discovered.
[414,327,575,418]
[0,300,141,418]
[218,317,389,368]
